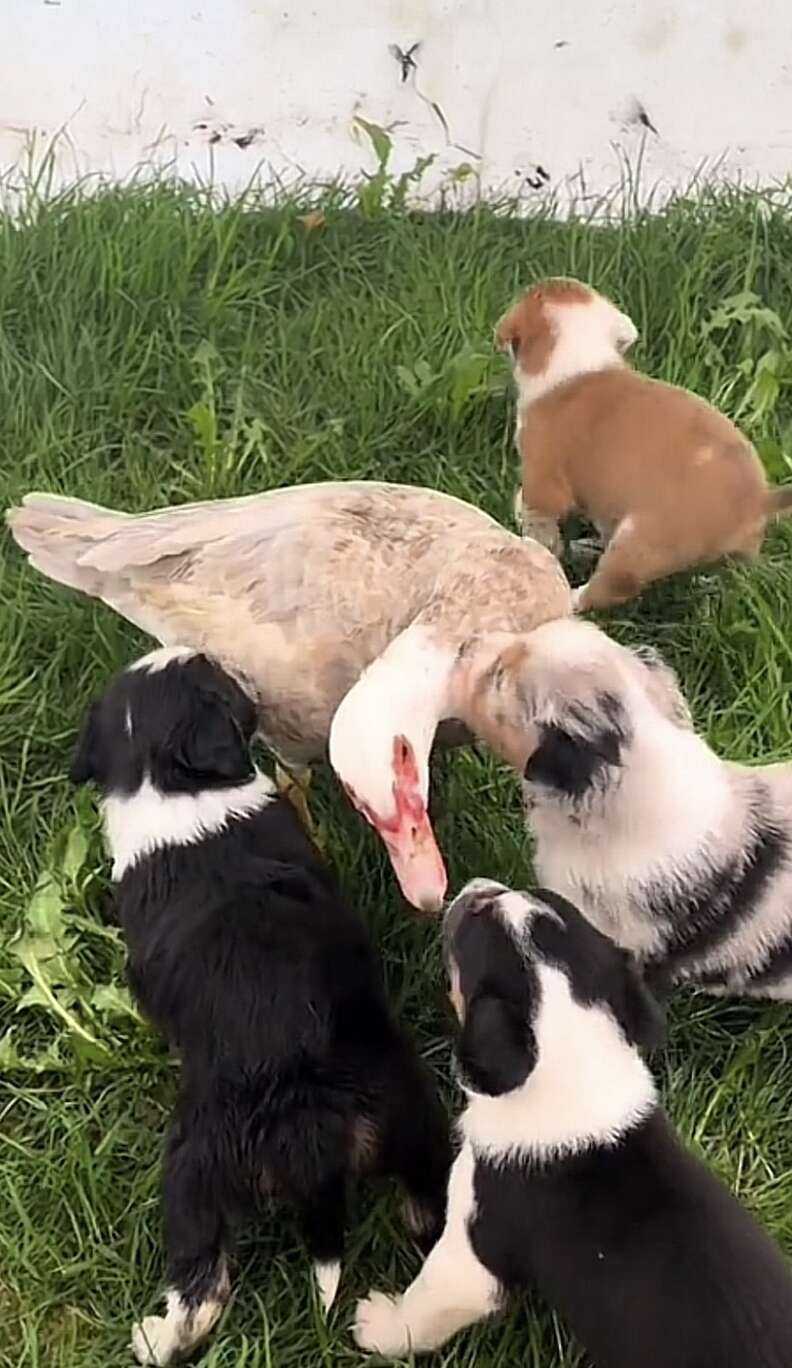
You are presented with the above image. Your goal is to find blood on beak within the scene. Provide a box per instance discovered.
[381,735,447,912]
[342,736,448,913]
[379,806,448,914]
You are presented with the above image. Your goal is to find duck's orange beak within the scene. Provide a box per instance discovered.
[378,807,448,914]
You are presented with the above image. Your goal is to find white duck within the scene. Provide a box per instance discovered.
[7,481,571,910]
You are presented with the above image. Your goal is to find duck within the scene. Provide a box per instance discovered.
[7,481,571,910]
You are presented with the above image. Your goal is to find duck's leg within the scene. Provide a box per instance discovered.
[274,762,320,842]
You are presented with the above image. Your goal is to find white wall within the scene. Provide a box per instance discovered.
[3,1,791,210]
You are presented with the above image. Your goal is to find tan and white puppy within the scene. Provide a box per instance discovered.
[496,278,792,612]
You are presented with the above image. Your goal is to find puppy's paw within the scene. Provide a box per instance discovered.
[314,1260,341,1314]
[353,1290,411,1357]
[571,584,589,613]
[131,1315,180,1366]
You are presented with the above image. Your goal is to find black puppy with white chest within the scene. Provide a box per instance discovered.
[70,646,451,1367]
[355,879,792,1366]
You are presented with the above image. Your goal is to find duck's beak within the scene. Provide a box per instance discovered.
[380,810,448,914]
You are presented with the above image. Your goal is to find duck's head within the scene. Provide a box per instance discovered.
[328,628,452,914]
[329,617,691,913]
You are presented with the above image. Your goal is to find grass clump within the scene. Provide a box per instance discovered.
[1,178,792,1366]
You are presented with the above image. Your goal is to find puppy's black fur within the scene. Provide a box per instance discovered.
[72,652,451,1332]
[70,652,259,794]
[448,887,792,1368]
[450,900,539,1097]
[523,693,629,802]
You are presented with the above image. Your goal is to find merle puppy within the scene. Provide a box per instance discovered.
[354,879,792,1366]
[460,617,792,998]
[70,646,450,1366]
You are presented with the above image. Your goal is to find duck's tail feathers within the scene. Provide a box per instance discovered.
[5,492,126,595]
[766,484,792,518]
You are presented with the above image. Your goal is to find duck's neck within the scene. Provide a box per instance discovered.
[333,627,540,811]
[363,624,459,756]
[329,623,459,813]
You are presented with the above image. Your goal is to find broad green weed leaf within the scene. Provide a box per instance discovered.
[187,400,218,463]
[0,1031,67,1074]
[90,984,142,1023]
[192,338,221,370]
[17,982,77,1013]
[396,364,421,398]
[62,823,89,883]
[12,933,109,1055]
[70,1035,116,1068]
[353,117,392,170]
[25,873,66,937]
[0,967,23,998]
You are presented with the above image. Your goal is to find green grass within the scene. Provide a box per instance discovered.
[2,177,792,1368]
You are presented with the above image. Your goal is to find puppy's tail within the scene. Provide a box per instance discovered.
[765,484,792,519]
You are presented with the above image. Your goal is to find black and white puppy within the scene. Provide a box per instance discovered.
[354,880,792,1365]
[510,617,792,998]
[70,646,451,1367]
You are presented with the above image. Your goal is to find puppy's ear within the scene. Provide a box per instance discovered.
[523,693,627,800]
[172,697,254,786]
[495,321,520,362]
[69,702,102,785]
[613,955,665,1052]
[458,994,536,1096]
[612,308,638,355]
[633,646,692,729]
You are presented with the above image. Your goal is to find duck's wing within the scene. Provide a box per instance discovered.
[7,483,403,639]
[8,483,518,720]
[9,484,573,764]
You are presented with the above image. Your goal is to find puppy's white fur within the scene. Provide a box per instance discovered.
[463,963,655,1162]
[521,619,792,996]
[314,1261,341,1313]
[105,773,276,880]
[514,293,637,412]
[355,891,654,1356]
[132,1284,227,1367]
[354,1143,500,1356]
[128,645,199,673]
